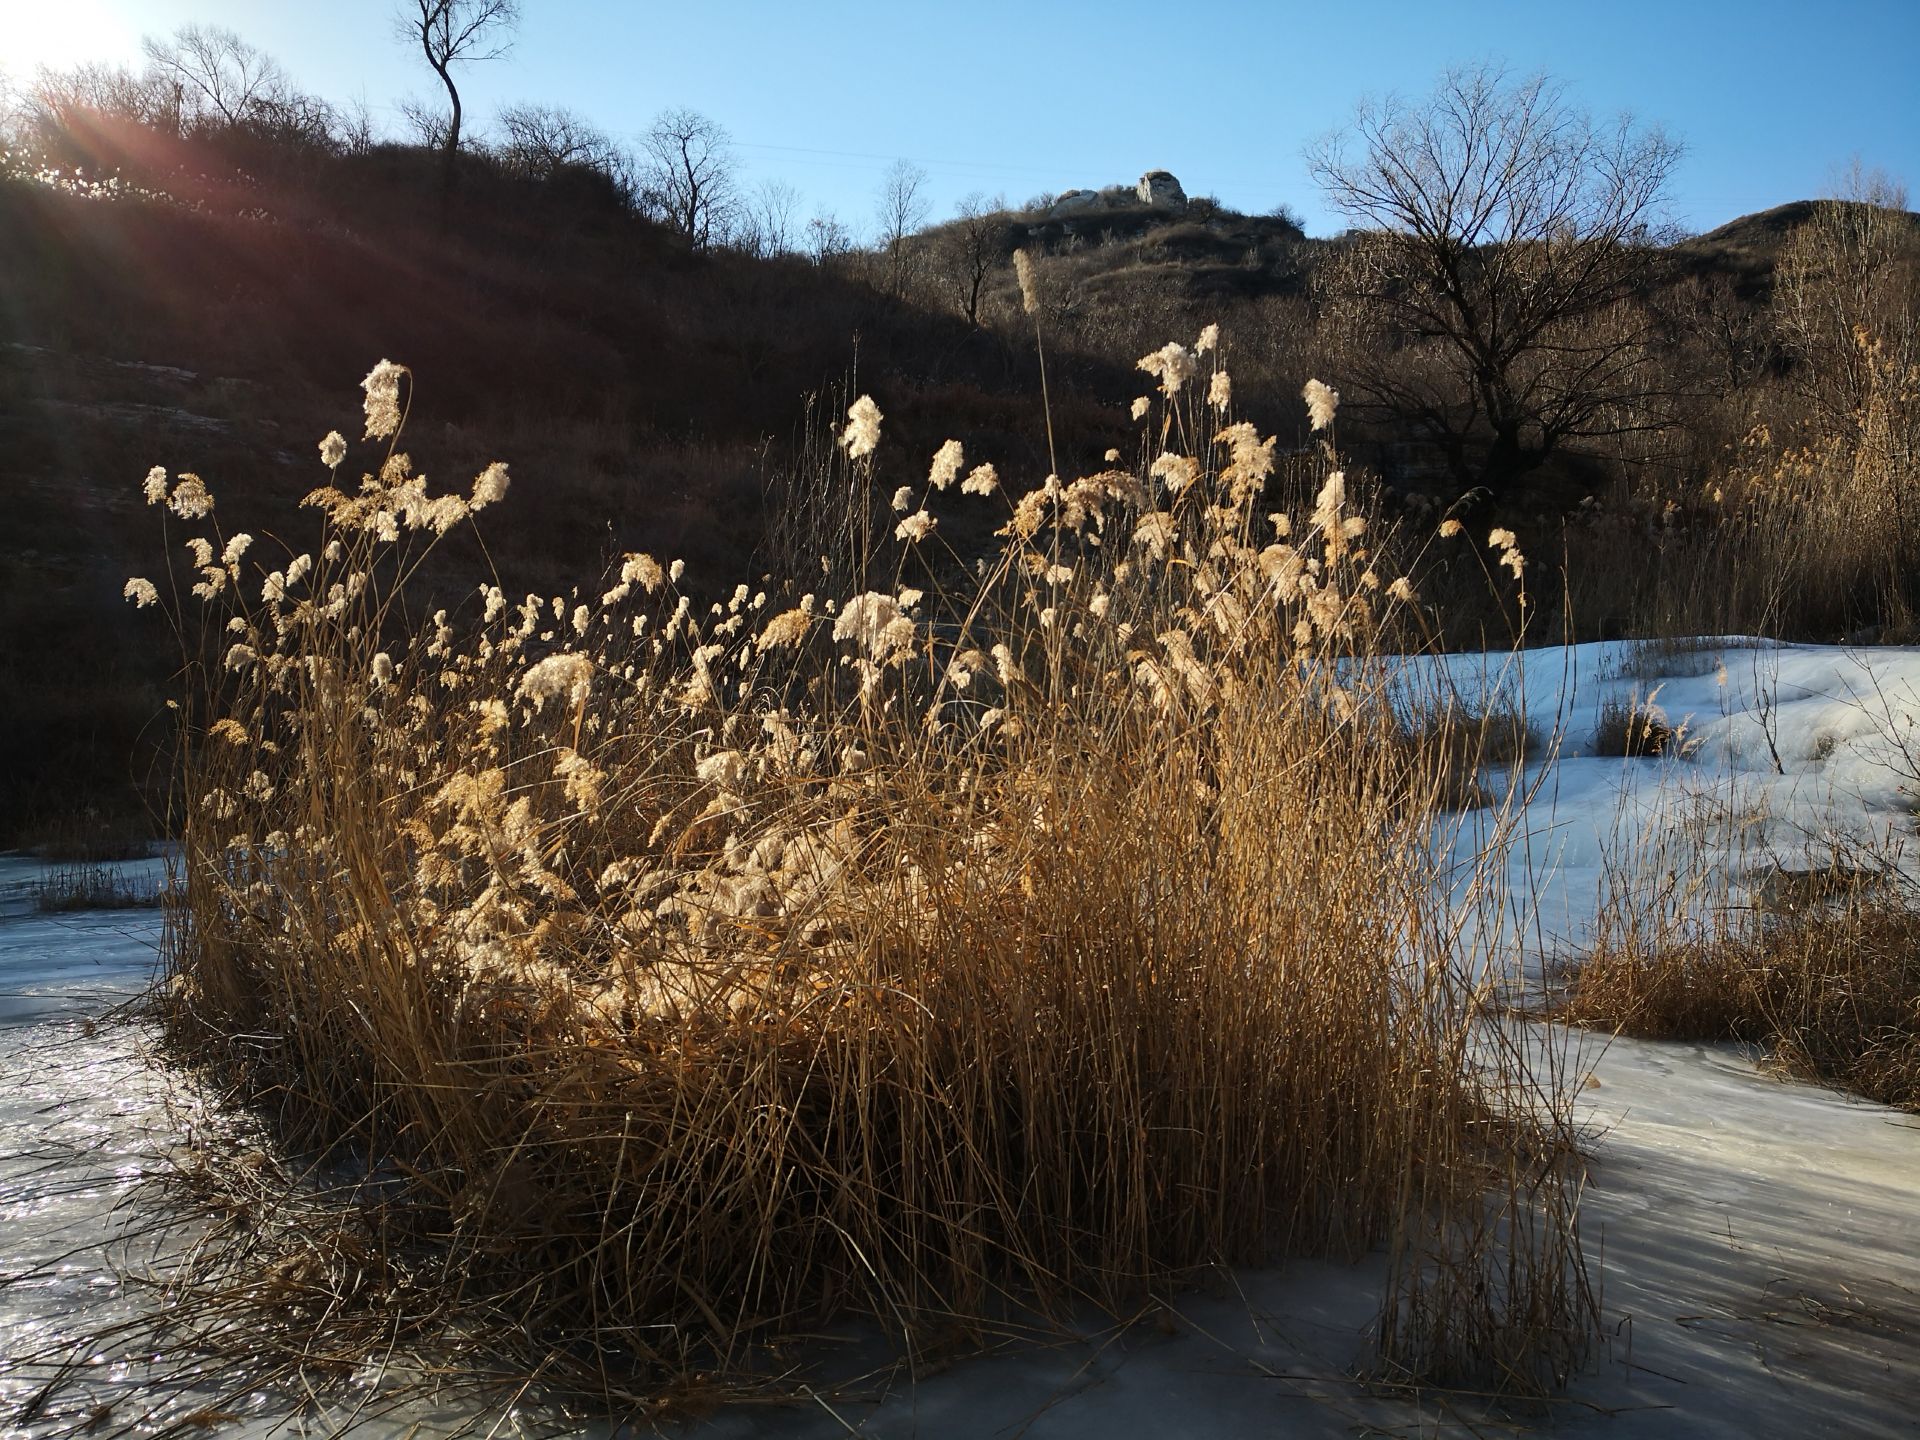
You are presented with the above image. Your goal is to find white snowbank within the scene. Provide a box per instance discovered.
[1412,639,1920,968]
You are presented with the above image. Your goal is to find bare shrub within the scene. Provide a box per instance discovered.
[1590,694,1678,757]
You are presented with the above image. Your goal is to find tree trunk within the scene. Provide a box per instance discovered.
[423,37,461,216]
[1478,422,1549,498]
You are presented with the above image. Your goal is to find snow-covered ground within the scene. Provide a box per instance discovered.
[2,641,1917,1435]
[1417,639,1920,971]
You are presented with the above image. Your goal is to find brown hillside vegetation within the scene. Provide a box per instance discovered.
[2,75,1917,841]
[0,149,1133,839]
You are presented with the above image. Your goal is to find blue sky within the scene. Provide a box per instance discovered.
[8,0,1918,236]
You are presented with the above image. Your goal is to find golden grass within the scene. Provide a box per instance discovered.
[127,336,1594,1416]
[1588,694,1679,759]
[1560,873,1920,1112]
[1394,695,1535,811]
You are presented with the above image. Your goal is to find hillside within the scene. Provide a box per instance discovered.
[1,126,1912,842]
[1674,197,1920,292]
[0,155,1139,841]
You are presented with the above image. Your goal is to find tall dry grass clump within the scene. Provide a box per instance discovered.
[132,337,1593,1412]
[1561,865,1920,1111]
[1556,754,1919,1112]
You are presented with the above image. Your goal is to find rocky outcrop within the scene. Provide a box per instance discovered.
[1138,170,1187,210]
[1043,173,1189,220]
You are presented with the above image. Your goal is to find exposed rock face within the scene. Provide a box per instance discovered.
[1137,170,1187,210]
[1039,174,1187,221]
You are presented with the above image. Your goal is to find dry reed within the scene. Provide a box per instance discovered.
[116,336,1594,1420]
[1560,885,1920,1111]
[1557,767,1920,1111]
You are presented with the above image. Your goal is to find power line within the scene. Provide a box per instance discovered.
[732,138,1106,179]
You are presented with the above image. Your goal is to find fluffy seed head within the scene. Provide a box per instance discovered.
[470,461,510,509]
[1014,248,1040,315]
[621,553,664,592]
[840,395,883,459]
[833,591,913,661]
[1150,452,1202,495]
[756,607,813,651]
[517,652,594,709]
[1302,378,1339,432]
[928,439,965,491]
[361,360,406,440]
[1137,342,1195,398]
[167,474,213,519]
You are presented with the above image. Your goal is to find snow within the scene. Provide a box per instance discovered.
[1413,639,1920,970]
[2,641,1918,1434]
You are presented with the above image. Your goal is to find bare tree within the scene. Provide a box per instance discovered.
[737,178,802,257]
[1776,163,1919,437]
[942,191,1010,325]
[27,61,183,140]
[0,72,20,144]
[397,94,452,151]
[875,158,929,297]
[1308,64,1683,499]
[339,91,380,156]
[639,107,738,250]
[807,209,854,268]
[141,24,290,133]
[397,0,519,186]
[495,102,613,182]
